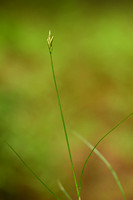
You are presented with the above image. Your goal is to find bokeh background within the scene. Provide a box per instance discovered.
[0,0,133,199]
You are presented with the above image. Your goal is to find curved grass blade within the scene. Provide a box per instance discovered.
[57,180,72,200]
[78,113,133,195]
[5,141,60,200]
[47,30,80,200]
[74,131,126,200]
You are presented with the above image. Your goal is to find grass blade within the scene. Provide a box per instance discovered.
[57,180,72,200]
[5,141,60,200]
[74,131,127,200]
[78,113,133,195]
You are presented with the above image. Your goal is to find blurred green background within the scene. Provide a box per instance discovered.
[0,1,133,199]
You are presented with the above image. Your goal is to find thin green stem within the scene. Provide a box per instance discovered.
[78,113,133,195]
[49,51,80,200]
[74,132,126,200]
[5,141,60,200]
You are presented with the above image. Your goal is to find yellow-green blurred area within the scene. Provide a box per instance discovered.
[0,0,133,199]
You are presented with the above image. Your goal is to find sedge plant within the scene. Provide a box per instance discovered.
[4,30,133,200]
[47,30,133,199]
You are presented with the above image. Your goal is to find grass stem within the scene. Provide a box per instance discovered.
[49,51,80,200]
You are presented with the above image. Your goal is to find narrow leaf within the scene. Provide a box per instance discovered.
[74,131,126,200]
[5,141,60,200]
[57,180,72,200]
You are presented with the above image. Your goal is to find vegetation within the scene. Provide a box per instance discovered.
[0,2,133,199]
[4,30,132,200]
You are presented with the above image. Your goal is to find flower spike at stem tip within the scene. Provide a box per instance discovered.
[47,30,54,53]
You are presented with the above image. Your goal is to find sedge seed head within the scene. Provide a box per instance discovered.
[47,30,54,53]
